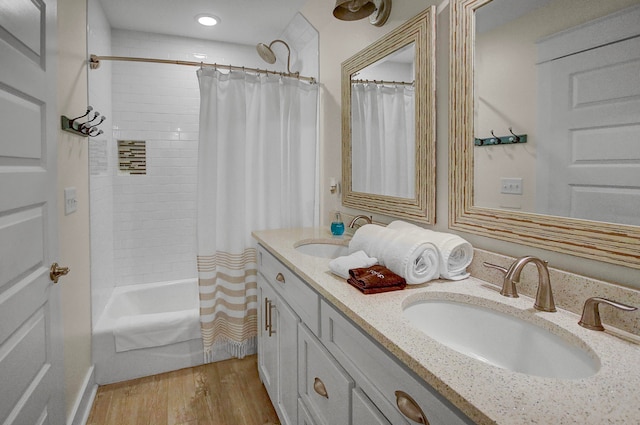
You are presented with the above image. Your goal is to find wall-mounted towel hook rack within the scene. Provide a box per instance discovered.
[61,106,106,138]
[474,127,527,147]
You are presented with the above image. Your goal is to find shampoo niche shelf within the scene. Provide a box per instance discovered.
[61,106,105,137]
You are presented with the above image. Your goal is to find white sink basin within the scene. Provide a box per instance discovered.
[403,298,600,379]
[294,240,349,259]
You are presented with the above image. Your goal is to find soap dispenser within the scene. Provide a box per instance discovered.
[331,211,345,236]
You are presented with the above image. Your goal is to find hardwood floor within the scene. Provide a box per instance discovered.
[87,355,280,425]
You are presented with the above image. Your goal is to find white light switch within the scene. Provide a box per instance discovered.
[64,187,77,215]
[500,178,523,195]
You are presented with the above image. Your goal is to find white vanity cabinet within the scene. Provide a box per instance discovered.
[257,245,320,425]
[256,244,473,425]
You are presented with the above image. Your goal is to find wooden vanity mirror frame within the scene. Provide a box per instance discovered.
[449,0,640,269]
[342,6,436,223]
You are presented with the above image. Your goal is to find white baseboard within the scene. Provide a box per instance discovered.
[67,365,97,425]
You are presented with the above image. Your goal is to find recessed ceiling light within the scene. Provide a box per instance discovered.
[196,14,220,27]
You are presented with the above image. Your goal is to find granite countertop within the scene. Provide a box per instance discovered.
[252,227,640,425]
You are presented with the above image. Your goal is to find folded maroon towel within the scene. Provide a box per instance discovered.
[347,265,406,294]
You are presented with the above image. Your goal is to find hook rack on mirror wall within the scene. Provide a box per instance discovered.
[61,106,105,138]
[474,127,527,146]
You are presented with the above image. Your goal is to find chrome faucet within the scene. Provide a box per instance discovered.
[578,297,637,331]
[348,215,372,228]
[484,256,556,312]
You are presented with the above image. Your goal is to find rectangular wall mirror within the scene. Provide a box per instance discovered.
[342,6,436,223]
[450,0,640,268]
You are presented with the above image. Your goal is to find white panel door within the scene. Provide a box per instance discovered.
[537,31,640,224]
[0,0,64,424]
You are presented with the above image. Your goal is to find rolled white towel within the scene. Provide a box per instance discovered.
[381,231,440,284]
[349,224,440,284]
[329,250,378,279]
[348,224,387,257]
[388,220,473,280]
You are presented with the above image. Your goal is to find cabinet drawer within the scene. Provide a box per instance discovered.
[321,300,474,425]
[298,398,317,425]
[257,244,319,334]
[353,388,391,425]
[298,324,353,425]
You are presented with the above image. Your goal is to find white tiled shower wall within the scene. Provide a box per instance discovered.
[109,30,261,286]
[88,1,319,312]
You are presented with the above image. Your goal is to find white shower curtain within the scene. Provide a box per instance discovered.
[351,83,415,197]
[196,67,318,362]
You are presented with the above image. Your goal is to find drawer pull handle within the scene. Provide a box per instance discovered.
[313,377,329,399]
[395,391,429,424]
[275,272,286,284]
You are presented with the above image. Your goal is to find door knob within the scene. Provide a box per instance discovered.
[50,262,70,283]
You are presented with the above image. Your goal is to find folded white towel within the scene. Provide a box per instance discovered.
[349,224,440,284]
[388,220,473,280]
[114,309,201,353]
[329,250,378,279]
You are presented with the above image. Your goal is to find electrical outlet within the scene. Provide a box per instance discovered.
[500,178,523,195]
[64,187,77,215]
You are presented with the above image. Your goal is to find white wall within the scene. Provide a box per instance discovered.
[57,0,93,419]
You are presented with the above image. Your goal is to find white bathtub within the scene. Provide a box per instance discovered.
[93,279,203,384]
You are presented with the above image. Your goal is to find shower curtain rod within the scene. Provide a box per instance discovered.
[89,54,316,83]
[351,78,414,87]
